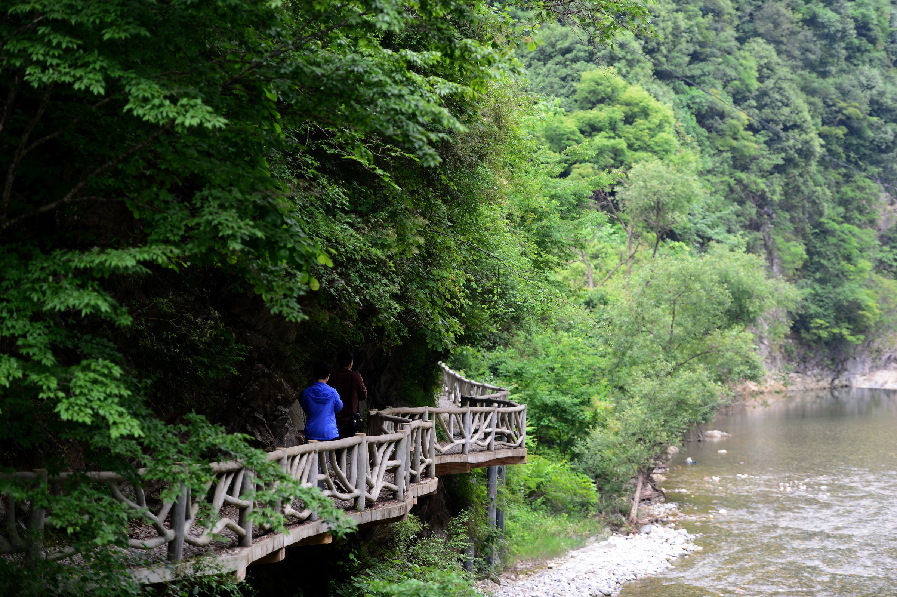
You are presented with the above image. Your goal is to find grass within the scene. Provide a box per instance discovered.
[503,505,608,566]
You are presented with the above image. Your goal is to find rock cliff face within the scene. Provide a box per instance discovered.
[739,337,897,394]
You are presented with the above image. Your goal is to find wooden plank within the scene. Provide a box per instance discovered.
[294,533,332,546]
[252,548,286,565]
[435,462,471,475]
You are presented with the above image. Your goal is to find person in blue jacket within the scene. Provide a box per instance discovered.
[301,362,343,441]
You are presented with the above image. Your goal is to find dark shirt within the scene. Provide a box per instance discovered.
[328,367,368,426]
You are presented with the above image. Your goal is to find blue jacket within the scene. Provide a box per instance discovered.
[301,382,343,441]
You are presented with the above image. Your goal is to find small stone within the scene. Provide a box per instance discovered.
[639,524,654,534]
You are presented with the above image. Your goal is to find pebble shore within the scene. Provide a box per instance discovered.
[477,504,700,597]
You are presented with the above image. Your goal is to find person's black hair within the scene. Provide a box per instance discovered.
[337,350,354,368]
[313,362,332,380]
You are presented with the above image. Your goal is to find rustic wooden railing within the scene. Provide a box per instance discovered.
[369,404,525,456]
[0,422,435,567]
[0,364,523,580]
[439,361,508,405]
[371,364,526,475]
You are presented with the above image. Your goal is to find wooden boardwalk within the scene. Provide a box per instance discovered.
[1,364,526,582]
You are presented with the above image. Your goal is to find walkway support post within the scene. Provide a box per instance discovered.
[496,465,505,533]
[24,470,47,564]
[486,465,498,568]
[168,484,188,562]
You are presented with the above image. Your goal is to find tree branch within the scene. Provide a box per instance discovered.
[221,15,354,89]
[576,247,595,289]
[22,96,118,160]
[0,126,170,235]
[1,84,53,220]
[0,73,22,139]
[2,13,46,45]
[671,348,718,373]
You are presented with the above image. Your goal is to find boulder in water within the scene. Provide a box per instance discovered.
[703,429,731,439]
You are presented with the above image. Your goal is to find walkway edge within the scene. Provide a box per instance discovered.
[131,478,440,584]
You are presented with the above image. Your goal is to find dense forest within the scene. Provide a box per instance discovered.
[1,0,896,594]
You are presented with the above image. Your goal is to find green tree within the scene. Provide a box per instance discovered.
[575,245,795,514]
[617,158,705,257]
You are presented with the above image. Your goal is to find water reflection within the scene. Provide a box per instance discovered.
[621,388,897,597]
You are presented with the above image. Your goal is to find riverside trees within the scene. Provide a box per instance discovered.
[454,27,801,528]
[458,0,897,539]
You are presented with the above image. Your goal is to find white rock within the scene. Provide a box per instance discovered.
[484,513,699,597]
[703,430,731,438]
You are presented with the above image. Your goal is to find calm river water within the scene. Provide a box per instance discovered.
[621,388,897,597]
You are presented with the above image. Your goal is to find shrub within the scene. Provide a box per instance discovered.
[505,454,598,514]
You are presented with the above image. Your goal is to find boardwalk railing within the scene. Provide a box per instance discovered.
[0,421,436,566]
[0,364,522,578]
[369,405,525,456]
[439,362,508,405]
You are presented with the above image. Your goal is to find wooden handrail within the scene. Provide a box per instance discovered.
[0,364,524,577]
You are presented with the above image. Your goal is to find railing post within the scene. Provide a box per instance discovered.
[411,424,422,483]
[354,434,367,511]
[274,450,288,516]
[397,423,409,500]
[427,422,437,479]
[168,484,188,562]
[239,470,254,548]
[463,410,471,455]
[309,441,321,521]
[489,405,497,451]
[313,441,328,493]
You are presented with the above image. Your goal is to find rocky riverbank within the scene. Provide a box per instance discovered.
[477,504,699,597]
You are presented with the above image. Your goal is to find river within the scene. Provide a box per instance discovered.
[621,387,897,597]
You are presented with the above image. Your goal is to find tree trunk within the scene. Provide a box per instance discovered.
[629,469,646,524]
[577,248,595,289]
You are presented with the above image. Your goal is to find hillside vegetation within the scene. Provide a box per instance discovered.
[1,0,896,594]
[455,0,897,576]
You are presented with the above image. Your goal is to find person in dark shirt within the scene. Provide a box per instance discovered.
[328,351,368,438]
[301,362,343,441]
